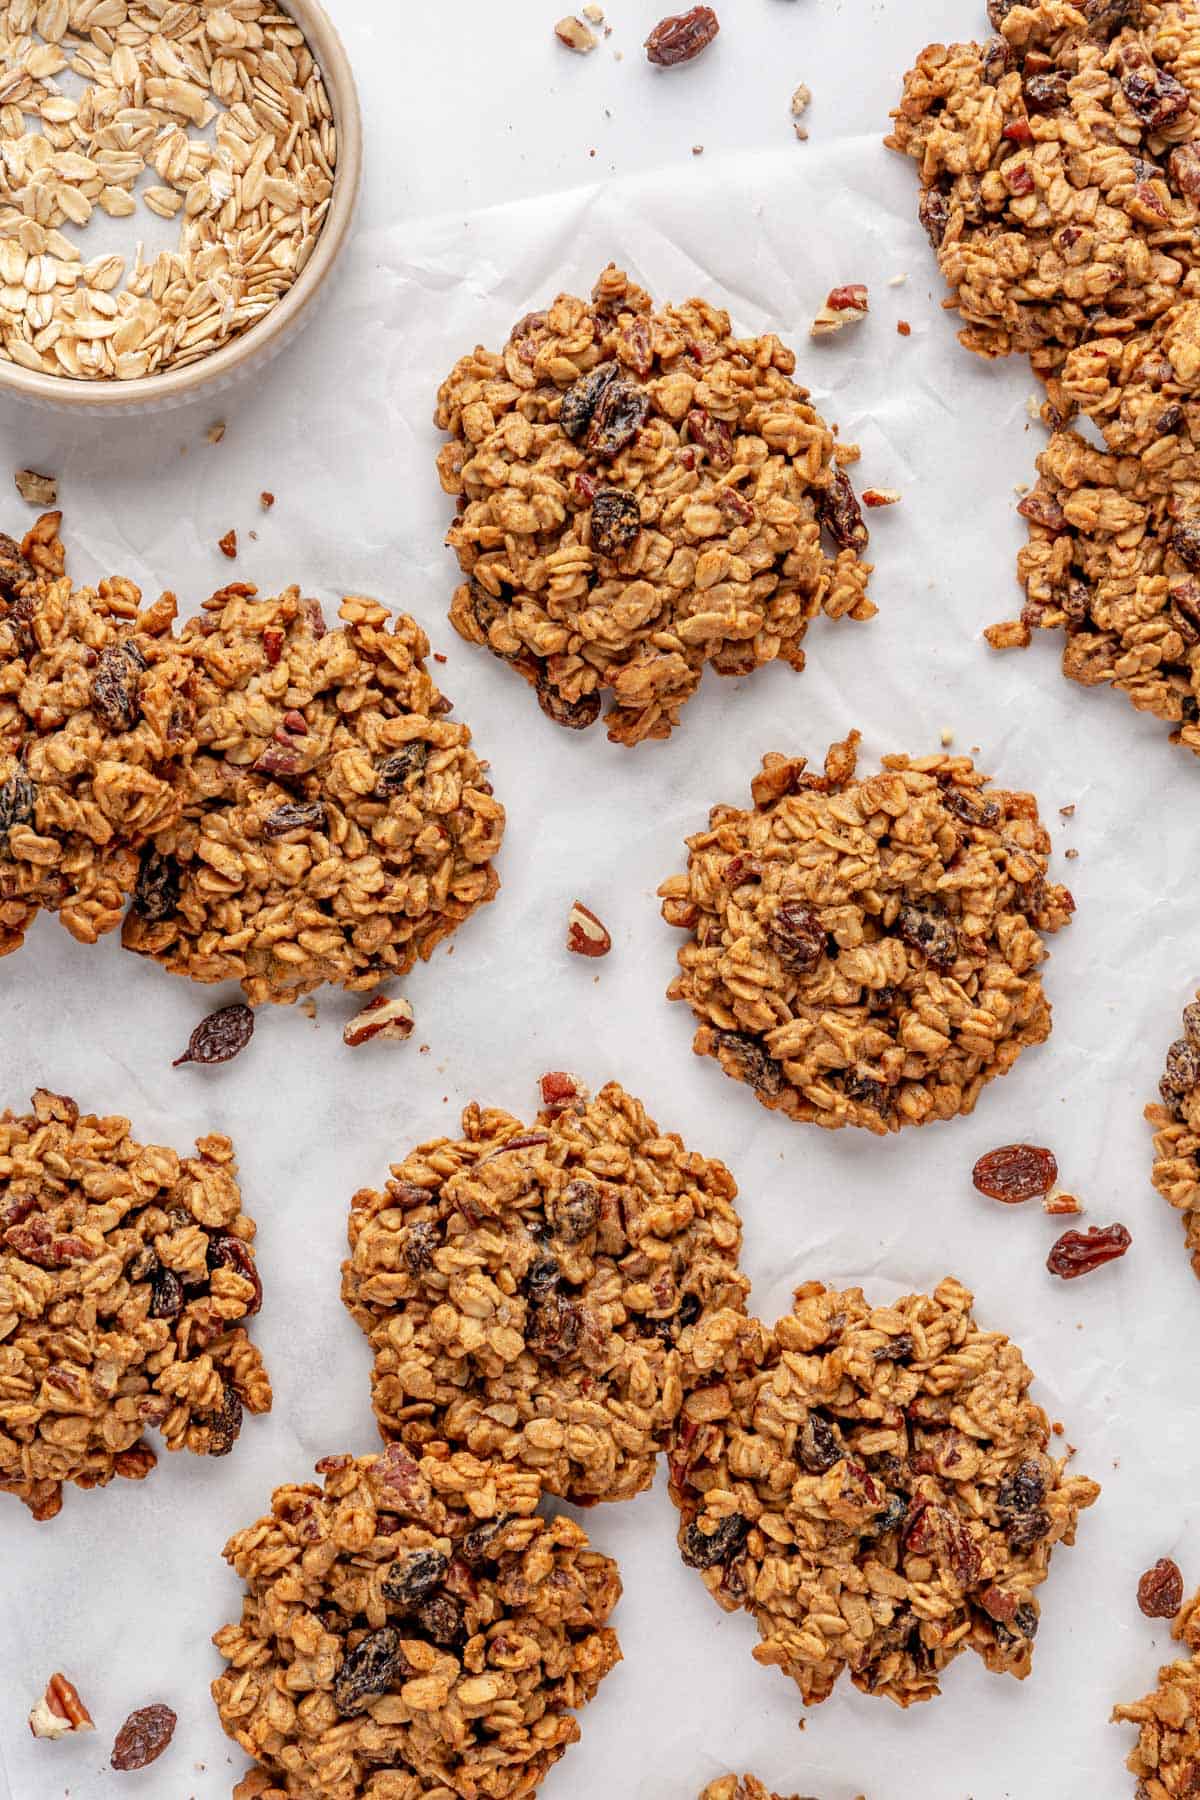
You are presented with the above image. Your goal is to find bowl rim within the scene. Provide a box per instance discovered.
[0,0,362,410]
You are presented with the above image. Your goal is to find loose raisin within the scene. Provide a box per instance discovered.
[681,1512,748,1568]
[382,1549,449,1610]
[262,799,327,839]
[1046,1222,1132,1278]
[816,468,868,552]
[898,902,958,968]
[333,1627,403,1717]
[645,5,720,64]
[110,1704,176,1772]
[0,770,36,845]
[767,902,826,974]
[132,846,180,921]
[173,1003,255,1068]
[375,744,428,795]
[1138,1557,1184,1619]
[972,1143,1058,1203]
[590,487,641,554]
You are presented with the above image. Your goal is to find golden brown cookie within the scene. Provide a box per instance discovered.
[1146,987,1200,1275]
[213,1447,621,1800]
[669,1279,1099,1708]
[342,1080,748,1505]
[121,580,504,1004]
[0,1088,270,1521]
[0,511,187,956]
[887,0,1200,374]
[435,265,875,746]
[1113,1586,1200,1796]
[659,732,1074,1134]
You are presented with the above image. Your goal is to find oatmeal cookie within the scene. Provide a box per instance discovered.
[0,1088,270,1522]
[669,1278,1100,1709]
[658,732,1074,1135]
[212,1446,621,1800]
[887,0,1200,374]
[1113,1587,1200,1795]
[342,1080,748,1506]
[1145,988,1200,1274]
[998,297,1200,750]
[0,510,188,957]
[120,580,505,1005]
[699,1780,812,1800]
[434,265,875,747]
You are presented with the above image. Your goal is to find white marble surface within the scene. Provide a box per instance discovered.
[0,2,1194,1797]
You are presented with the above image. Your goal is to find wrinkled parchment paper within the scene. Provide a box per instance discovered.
[1,2,1196,1796]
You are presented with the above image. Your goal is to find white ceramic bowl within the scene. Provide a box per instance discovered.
[0,0,362,414]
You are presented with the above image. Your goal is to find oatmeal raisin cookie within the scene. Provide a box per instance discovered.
[658,732,1074,1134]
[699,1780,813,1800]
[1145,988,1200,1275]
[669,1279,1100,1708]
[0,1088,270,1521]
[0,510,188,956]
[434,265,875,747]
[998,297,1200,751]
[121,580,505,1004]
[213,1446,621,1800]
[1113,1586,1200,1796]
[342,1080,748,1505]
[887,0,1200,374]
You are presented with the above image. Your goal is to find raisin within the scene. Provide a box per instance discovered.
[997,1458,1046,1515]
[676,1291,701,1330]
[1006,1507,1052,1552]
[898,902,958,968]
[767,902,826,974]
[1157,403,1185,439]
[1122,64,1189,130]
[986,0,1019,22]
[1086,0,1142,30]
[333,1627,403,1717]
[90,645,139,731]
[982,35,1014,83]
[416,1592,466,1647]
[554,1178,600,1241]
[918,185,950,248]
[523,1255,562,1299]
[1174,524,1200,575]
[1014,1603,1039,1638]
[1170,143,1200,199]
[1024,71,1068,111]
[645,5,719,64]
[1185,1003,1200,1044]
[382,1549,449,1610]
[1162,1037,1200,1096]
[816,468,868,552]
[942,785,1001,830]
[526,1291,583,1361]
[149,1267,184,1320]
[874,1332,915,1363]
[685,406,733,469]
[865,1493,908,1537]
[1046,1222,1132,1279]
[560,361,620,441]
[535,676,601,731]
[0,532,34,597]
[797,1414,842,1473]
[375,743,428,795]
[110,1704,177,1772]
[206,1231,263,1316]
[201,1383,243,1456]
[1138,1558,1184,1619]
[173,1002,255,1068]
[460,1518,509,1568]
[681,1511,748,1568]
[132,846,180,921]
[262,799,327,839]
[842,1070,892,1116]
[1018,490,1068,534]
[587,374,650,459]
[715,1031,784,1099]
[403,1219,439,1273]
[972,1143,1058,1203]
[590,487,641,554]
[0,770,36,845]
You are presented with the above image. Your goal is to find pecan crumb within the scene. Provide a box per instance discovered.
[29,1674,94,1739]
[206,421,226,445]
[343,994,415,1048]
[14,469,57,506]
[862,488,901,508]
[555,14,597,50]
[259,491,275,510]
[1043,1191,1083,1216]
[538,1069,590,1114]
[218,529,237,559]
[811,284,869,337]
[566,899,612,957]
[897,320,912,336]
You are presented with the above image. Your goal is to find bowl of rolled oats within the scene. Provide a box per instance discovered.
[0,0,362,406]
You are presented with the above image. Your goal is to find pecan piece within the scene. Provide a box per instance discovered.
[566,899,612,957]
[343,994,415,1048]
[29,1674,94,1739]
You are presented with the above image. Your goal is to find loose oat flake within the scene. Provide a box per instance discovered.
[670,1277,1099,1707]
[212,1448,621,1800]
[0,0,337,381]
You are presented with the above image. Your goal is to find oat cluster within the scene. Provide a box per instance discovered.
[342,1080,748,1506]
[434,265,875,747]
[212,1446,621,1800]
[0,1087,271,1521]
[699,1779,809,1800]
[1113,1587,1200,1796]
[668,1278,1100,1708]
[991,298,1200,751]
[121,580,505,1005]
[887,0,1200,375]
[0,510,188,955]
[658,732,1074,1134]
[0,0,336,380]
[1146,987,1200,1276]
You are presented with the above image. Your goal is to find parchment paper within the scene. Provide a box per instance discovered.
[1,3,1195,1796]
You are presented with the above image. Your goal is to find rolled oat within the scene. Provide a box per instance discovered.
[659,732,1074,1134]
[342,1080,748,1506]
[670,1278,1099,1707]
[0,1088,271,1521]
[435,266,875,746]
[212,1447,621,1800]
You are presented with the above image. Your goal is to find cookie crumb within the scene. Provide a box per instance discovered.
[1064,847,1079,860]
[555,14,598,51]
[811,284,869,337]
[1059,803,1076,817]
[862,487,900,508]
[897,319,911,336]
[940,727,953,746]
[260,491,275,510]
[217,529,237,559]
[14,469,57,506]
[206,421,226,445]
[692,143,704,154]
[887,273,908,287]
